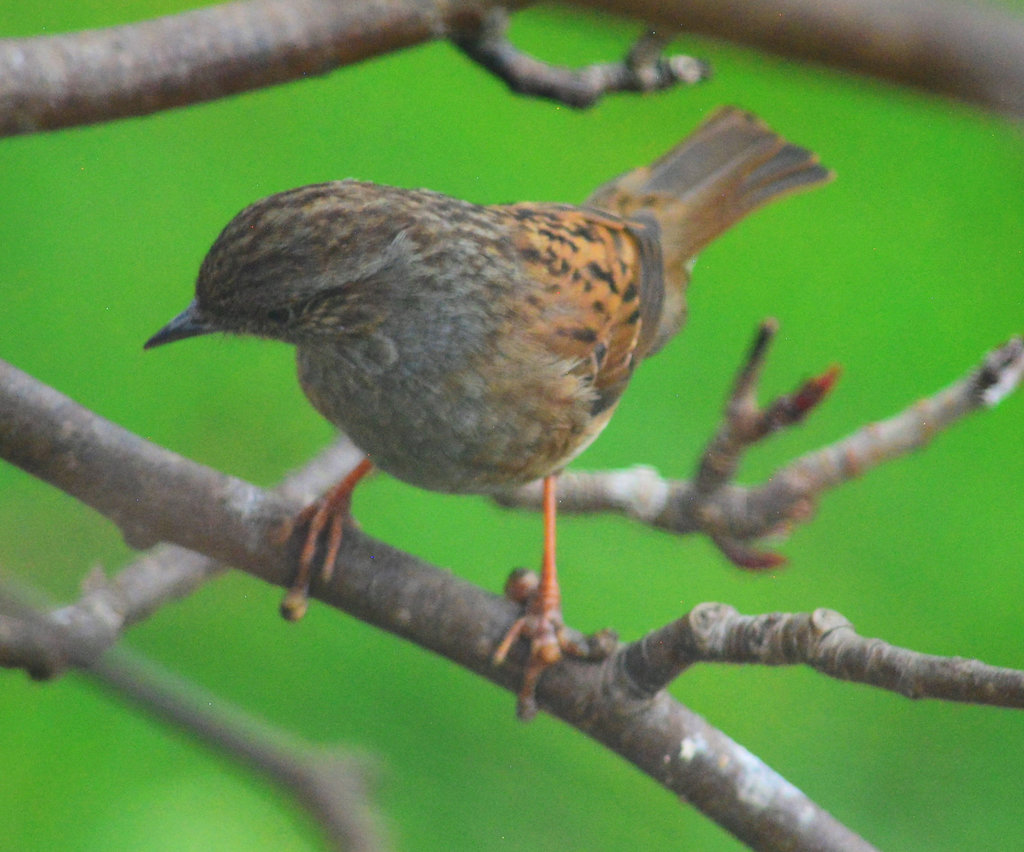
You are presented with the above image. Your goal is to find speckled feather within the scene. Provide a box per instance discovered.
[142,108,834,695]
[148,107,831,497]
[495,202,663,418]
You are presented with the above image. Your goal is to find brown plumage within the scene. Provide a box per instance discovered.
[145,106,831,718]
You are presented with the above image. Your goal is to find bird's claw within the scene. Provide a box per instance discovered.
[494,568,614,721]
[278,458,374,621]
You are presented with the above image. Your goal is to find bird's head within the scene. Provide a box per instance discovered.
[145,181,406,351]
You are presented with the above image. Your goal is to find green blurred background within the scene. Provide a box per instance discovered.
[2,2,1023,849]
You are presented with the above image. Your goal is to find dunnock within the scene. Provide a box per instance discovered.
[146,107,830,717]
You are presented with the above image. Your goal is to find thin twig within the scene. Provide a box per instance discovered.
[0,581,387,852]
[452,10,708,107]
[621,603,1024,705]
[691,320,841,567]
[496,333,1024,563]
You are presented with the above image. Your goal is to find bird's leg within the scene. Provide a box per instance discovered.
[494,474,583,719]
[280,457,374,621]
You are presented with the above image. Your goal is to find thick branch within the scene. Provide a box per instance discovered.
[0,0,492,136]
[0,357,875,851]
[0,437,365,678]
[623,603,1024,706]
[577,0,1024,116]
[5,0,1024,136]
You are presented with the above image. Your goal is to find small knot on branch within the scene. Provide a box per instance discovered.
[974,335,1024,407]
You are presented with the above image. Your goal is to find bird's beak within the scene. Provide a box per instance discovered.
[144,300,216,349]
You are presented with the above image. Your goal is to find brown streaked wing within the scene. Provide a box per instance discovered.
[496,202,663,415]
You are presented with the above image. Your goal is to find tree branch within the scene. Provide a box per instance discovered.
[0,0,494,136]
[622,603,1024,706]
[0,356,879,850]
[92,648,389,852]
[5,0,1024,137]
[576,0,1024,117]
[452,9,709,107]
[0,582,387,852]
[497,330,1024,566]
[0,437,364,678]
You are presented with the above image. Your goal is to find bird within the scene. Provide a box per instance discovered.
[145,106,831,718]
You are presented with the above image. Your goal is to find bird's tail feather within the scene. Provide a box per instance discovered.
[587,106,831,276]
[586,106,831,353]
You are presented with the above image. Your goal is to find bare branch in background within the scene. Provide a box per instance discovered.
[0,0,492,136]
[579,0,1024,116]
[93,649,389,852]
[4,0,1024,137]
[497,331,1024,561]
[0,583,387,852]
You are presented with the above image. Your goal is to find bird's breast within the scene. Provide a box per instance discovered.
[295,326,606,495]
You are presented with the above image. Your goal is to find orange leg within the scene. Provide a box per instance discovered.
[493,474,573,719]
[281,457,374,621]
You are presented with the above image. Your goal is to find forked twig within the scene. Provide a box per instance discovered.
[452,10,709,107]
[496,325,1024,569]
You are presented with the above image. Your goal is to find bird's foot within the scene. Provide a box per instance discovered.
[279,458,373,621]
[494,568,615,721]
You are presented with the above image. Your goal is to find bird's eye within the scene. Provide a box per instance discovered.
[267,308,291,325]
